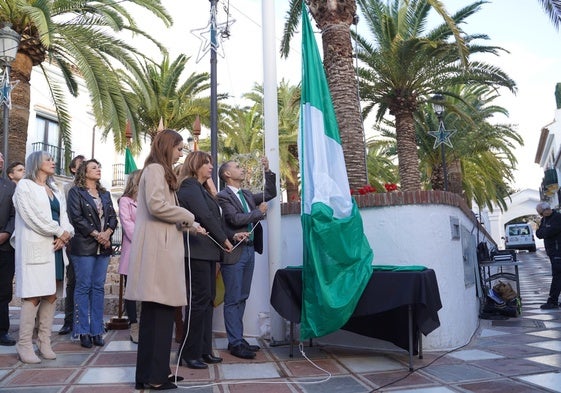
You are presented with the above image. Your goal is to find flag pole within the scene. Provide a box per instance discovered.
[261,0,284,344]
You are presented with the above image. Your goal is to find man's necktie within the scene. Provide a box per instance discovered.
[238,189,254,240]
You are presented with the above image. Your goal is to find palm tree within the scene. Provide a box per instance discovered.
[355,0,516,191]
[118,54,212,148]
[416,84,522,209]
[364,137,399,192]
[282,0,368,190]
[281,0,472,190]
[219,105,264,157]
[244,80,301,202]
[538,0,561,29]
[0,0,171,164]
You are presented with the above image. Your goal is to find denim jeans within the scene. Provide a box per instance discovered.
[220,245,255,346]
[71,255,110,336]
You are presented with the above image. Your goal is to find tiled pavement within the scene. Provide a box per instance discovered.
[1,249,561,392]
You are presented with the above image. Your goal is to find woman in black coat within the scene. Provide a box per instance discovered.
[176,151,240,369]
[67,159,117,348]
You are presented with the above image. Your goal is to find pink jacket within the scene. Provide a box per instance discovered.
[118,195,137,275]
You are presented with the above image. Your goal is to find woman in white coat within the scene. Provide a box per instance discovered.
[11,151,73,363]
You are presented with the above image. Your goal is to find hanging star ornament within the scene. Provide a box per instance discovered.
[428,123,456,149]
[191,18,236,63]
[0,72,19,109]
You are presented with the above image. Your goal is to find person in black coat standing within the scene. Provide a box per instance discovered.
[177,151,241,369]
[536,201,561,309]
[67,159,118,348]
[0,153,16,346]
[217,156,277,359]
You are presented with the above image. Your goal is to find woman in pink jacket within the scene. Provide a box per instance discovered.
[118,170,141,343]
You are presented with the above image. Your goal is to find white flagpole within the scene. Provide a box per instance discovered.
[262,0,284,342]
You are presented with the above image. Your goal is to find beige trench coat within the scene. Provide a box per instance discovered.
[124,164,196,307]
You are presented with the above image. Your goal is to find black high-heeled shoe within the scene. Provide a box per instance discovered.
[168,375,184,382]
[80,334,92,348]
[201,353,223,363]
[135,381,177,390]
[92,334,104,347]
[180,358,208,369]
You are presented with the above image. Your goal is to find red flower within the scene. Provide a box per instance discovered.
[384,183,398,192]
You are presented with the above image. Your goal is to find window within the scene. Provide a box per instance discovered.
[31,115,71,175]
[34,116,60,147]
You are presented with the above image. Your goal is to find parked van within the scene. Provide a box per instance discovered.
[504,223,536,252]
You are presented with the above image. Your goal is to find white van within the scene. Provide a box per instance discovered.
[504,223,536,252]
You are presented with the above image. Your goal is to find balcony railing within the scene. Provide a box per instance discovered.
[542,168,559,197]
[112,164,125,188]
[31,142,74,176]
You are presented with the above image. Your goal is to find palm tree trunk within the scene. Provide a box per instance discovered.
[322,28,368,190]
[309,1,368,190]
[430,164,444,190]
[286,144,300,202]
[447,158,463,195]
[394,109,421,191]
[5,53,32,164]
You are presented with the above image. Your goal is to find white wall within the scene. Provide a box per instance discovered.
[213,202,484,352]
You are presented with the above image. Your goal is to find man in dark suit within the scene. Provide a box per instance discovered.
[0,153,16,345]
[217,157,276,359]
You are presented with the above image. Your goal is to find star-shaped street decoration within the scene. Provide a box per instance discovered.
[0,72,19,109]
[428,123,456,149]
[191,18,236,64]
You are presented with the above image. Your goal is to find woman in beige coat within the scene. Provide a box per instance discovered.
[125,129,205,390]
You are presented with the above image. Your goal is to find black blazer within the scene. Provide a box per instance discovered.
[67,186,118,256]
[177,177,228,261]
[0,178,15,252]
[217,170,277,255]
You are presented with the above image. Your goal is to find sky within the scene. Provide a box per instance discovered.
[134,0,561,192]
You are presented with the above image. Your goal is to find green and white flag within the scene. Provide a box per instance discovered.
[299,6,374,340]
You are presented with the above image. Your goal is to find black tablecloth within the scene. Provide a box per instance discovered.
[270,267,442,353]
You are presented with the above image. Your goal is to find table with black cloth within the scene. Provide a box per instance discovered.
[270,267,442,371]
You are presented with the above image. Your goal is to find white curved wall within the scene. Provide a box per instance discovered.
[213,202,483,351]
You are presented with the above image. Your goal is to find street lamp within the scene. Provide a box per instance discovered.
[429,93,455,191]
[192,114,201,152]
[0,23,21,178]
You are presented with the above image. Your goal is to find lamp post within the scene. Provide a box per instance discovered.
[429,93,456,192]
[0,23,20,178]
[192,114,201,151]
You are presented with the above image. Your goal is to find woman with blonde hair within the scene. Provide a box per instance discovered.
[126,129,206,390]
[11,151,73,363]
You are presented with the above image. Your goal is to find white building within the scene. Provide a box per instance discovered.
[535,86,561,208]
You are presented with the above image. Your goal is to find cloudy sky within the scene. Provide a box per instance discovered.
[136,0,561,191]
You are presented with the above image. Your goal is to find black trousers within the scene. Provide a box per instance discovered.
[181,258,216,360]
[548,252,561,301]
[0,249,15,334]
[63,251,75,325]
[135,302,175,385]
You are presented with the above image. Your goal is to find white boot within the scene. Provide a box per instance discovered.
[129,322,139,344]
[16,301,41,364]
[37,299,56,359]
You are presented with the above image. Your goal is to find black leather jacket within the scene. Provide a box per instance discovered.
[536,210,561,257]
[67,186,118,256]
